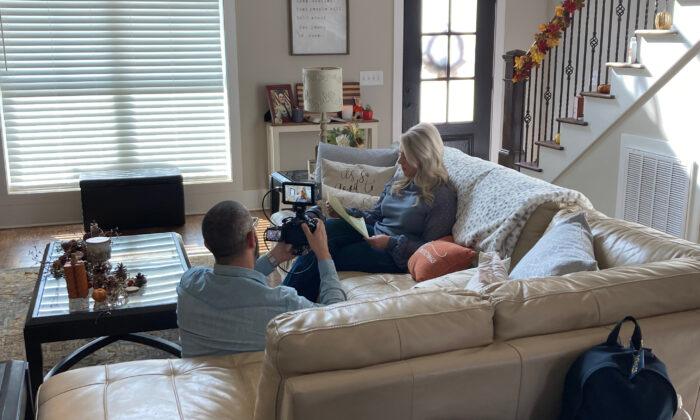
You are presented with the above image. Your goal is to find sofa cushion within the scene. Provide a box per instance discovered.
[466,251,511,291]
[322,184,379,211]
[315,142,399,181]
[320,158,396,196]
[509,212,598,280]
[489,258,700,340]
[263,288,492,377]
[587,210,700,269]
[339,272,416,300]
[412,268,478,290]
[408,236,476,282]
[37,352,264,420]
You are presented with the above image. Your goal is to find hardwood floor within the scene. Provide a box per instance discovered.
[0,211,269,270]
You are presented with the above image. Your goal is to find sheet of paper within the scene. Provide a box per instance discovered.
[328,195,370,239]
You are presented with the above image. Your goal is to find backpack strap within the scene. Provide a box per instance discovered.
[606,315,643,350]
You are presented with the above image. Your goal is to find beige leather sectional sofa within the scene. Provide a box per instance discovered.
[36,206,700,420]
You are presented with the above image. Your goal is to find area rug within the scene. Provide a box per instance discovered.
[0,254,215,375]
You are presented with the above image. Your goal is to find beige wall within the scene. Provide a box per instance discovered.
[235,0,395,190]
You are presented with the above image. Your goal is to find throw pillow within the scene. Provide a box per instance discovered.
[408,236,476,282]
[322,184,379,211]
[509,211,598,280]
[320,158,396,197]
[465,252,511,292]
[411,267,478,290]
[315,142,399,181]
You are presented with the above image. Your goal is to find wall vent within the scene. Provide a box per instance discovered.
[616,136,695,239]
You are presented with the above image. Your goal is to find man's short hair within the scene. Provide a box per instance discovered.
[202,201,254,261]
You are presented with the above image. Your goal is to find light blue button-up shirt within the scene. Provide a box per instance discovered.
[177,255,346,358]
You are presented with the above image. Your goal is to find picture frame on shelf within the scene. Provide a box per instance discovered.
[289,0,349,55]
[266,84,296,125]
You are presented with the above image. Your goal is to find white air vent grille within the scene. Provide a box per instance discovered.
[619,146,691,238]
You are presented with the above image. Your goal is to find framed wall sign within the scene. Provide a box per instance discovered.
[289,0,349,55]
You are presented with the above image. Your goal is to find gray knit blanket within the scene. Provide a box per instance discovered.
[443,147,593,257]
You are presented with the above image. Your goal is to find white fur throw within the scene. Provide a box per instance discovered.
[443,147,593,258]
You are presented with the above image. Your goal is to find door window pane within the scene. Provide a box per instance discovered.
[421,35,448,79]
[422,0,449,32]
[448,80,474,122]
[451,0,478,32]
[420,81,447,123]
[450,35,476,77]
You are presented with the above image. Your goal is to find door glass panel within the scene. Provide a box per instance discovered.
[449,34,476,77]
[420,81,447,123]
[422,0,449,33]
[421,35,448,79]
[448,79,474,122]
[451,0,478,32]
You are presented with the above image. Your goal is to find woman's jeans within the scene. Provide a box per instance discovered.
[283,218,403,302]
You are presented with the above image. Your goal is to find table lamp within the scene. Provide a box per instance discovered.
[303,67,342,143]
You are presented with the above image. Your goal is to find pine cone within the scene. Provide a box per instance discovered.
[114,263,128,281]
[135,273,147,288]
[89,223,104,238]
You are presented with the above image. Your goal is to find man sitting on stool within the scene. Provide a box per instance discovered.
[177,200,346,358]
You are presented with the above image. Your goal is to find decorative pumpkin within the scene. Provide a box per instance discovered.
[92,288,108,302]
[655,11,673,30]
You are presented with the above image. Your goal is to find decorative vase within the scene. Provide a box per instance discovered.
[85,236,112,263]
[291,107,304,123]
[362,109,373,120]
[655,11,673,30]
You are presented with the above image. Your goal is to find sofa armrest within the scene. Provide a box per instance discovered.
[489,258,700,340]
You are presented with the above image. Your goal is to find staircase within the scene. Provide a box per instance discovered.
[500,0,700,184]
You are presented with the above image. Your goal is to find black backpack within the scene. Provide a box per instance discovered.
[559,316,678,420]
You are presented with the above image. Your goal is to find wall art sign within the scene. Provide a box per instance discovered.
[289,0,349,55]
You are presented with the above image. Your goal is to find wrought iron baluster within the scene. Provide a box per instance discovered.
[536,62,545,144]
[544,54,553,142]
[644,0,651,29]
[558,30,568,132]
[605,0,615,83]
[653,0,659,25]
[530,66,540,159]
[615,0,626,63]
[550,45,559,141]
[523,78,532,163]
[582,0,592,92]
[623,0,632,61]
[634,0,642,31]
[565,24,575,117]
[597,0,607,88]
[574,9,583,95]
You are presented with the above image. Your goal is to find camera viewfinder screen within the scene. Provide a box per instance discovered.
[283,184,314,205]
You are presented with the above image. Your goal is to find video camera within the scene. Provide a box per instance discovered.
[264,182,318,255]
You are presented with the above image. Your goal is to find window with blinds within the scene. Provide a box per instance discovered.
[0,0,232,193]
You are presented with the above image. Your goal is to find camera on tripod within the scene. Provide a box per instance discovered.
[264,182,317,254]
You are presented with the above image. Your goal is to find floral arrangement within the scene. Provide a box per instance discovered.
[513,0,586,83]
[327,122,365,148]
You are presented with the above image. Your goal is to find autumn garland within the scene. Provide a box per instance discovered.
[513,0,586,83]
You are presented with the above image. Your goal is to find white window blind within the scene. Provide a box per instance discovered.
[0,0,231,193]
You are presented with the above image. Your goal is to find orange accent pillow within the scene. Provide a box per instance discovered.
[408,236,477,282]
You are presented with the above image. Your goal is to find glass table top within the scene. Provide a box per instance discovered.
[32,233,190,318]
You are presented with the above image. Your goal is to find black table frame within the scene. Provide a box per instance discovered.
[23,234,189,395]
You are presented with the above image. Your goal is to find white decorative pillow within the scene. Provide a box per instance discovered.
[322,184,379,211]
[320,158,396,197]
[465,252,511,292]
[411,268,478,290]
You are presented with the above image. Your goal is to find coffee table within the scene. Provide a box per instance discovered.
[23,232,190,394]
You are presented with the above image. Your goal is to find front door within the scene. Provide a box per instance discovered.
[402,0,495,159]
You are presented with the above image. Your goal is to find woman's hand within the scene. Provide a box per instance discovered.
[366,234,391,250]
[325,201,340,218]
[302,220,332,260]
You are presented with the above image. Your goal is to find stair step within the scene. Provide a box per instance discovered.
[580,91,616,99]
[514,161,543,172]
[535,141,564,150]
[606,62,645,69]
[634,29,679,38]
[557,117,589,126]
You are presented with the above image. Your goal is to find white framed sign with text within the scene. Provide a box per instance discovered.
[289,0,349,55]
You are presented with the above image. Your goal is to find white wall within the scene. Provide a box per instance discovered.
[556,46,700,241]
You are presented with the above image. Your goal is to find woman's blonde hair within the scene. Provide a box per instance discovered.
[392,122,449,205]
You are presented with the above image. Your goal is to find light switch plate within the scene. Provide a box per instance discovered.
[360,70,384,86]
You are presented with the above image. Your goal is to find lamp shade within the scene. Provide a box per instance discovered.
[303,67,343,113]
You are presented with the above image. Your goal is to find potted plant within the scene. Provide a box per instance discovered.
[327,122,365,148]
[362,105,374,121]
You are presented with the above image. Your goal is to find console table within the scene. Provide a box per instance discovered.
[266,120,380,173]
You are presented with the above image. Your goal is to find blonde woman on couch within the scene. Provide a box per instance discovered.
[284,122,458,301]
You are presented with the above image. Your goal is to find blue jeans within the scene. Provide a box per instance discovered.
[283,218,403,302]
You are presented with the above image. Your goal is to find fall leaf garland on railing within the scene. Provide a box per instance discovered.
[513,0,586,83]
